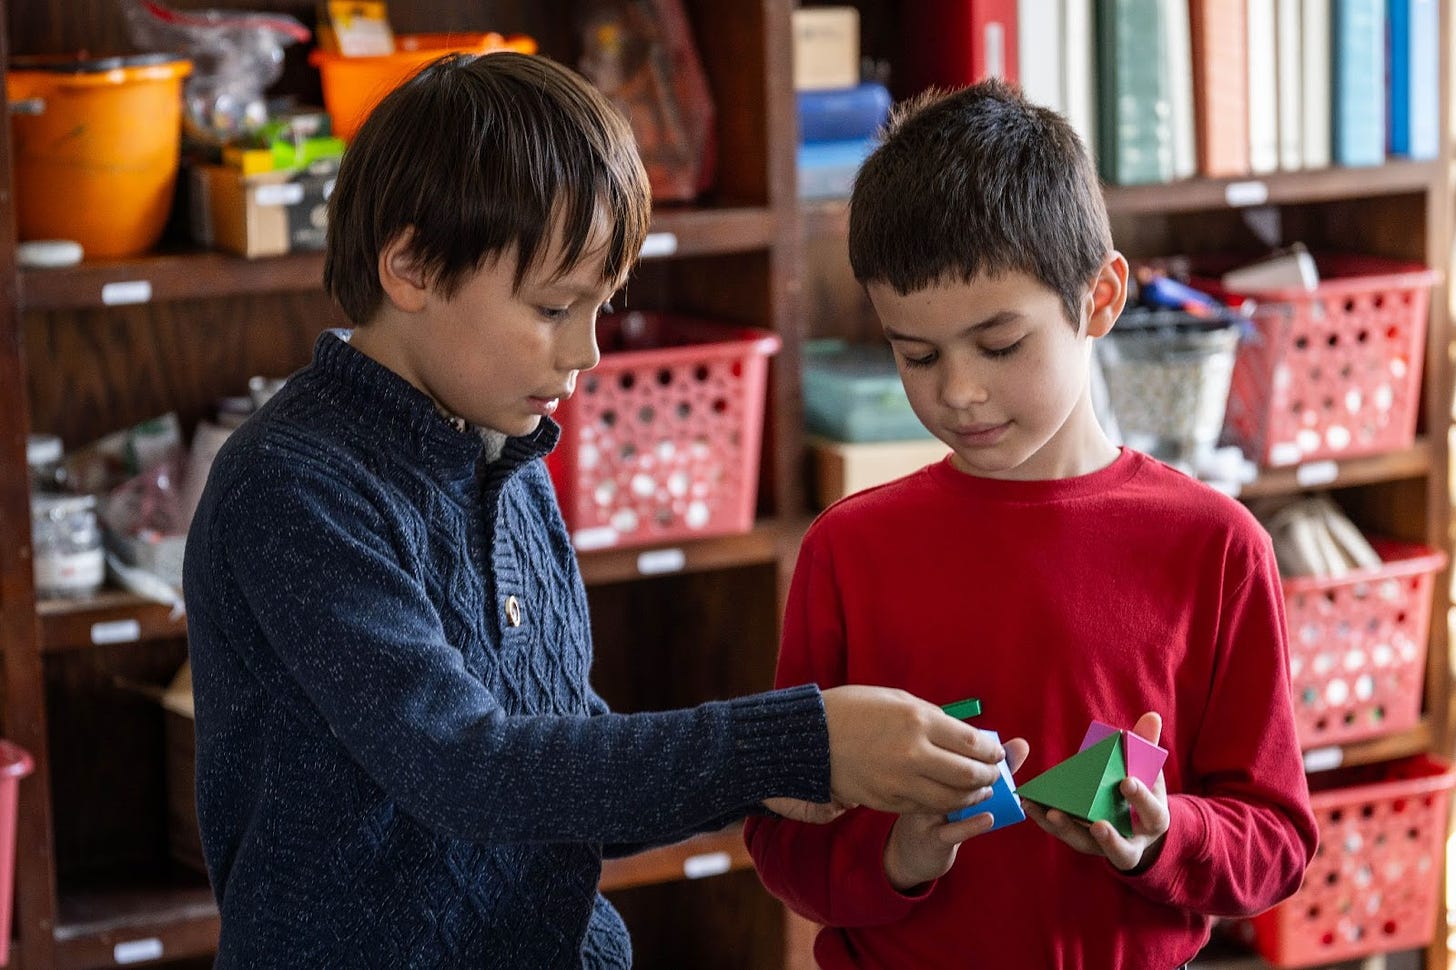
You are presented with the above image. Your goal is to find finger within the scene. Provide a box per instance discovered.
[1131,711,1162,746]
[1089,821,1141,870]
[935,811,997,844]
[916,745,1004,793]
[1003,737,1030,774]
[1120,777,1170,837]
[892,777,996,816]
[928,716,1006,764]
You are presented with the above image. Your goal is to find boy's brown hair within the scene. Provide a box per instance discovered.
[849,79,1110,325]
[325,51,651,325]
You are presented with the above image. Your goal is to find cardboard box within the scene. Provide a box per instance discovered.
[810,436,950,508]
[792,7,860,91]
[189,159,338,258]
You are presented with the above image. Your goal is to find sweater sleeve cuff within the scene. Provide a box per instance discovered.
[1114,794,1206,896]
[729,684,831,803]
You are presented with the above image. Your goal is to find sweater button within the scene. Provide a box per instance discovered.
[504,595,522,627]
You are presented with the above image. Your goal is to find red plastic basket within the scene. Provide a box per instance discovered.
[1197,255,1437,467]
[1245,754,1456,967]
[547,311,781,550]
[1283,539,1447,750]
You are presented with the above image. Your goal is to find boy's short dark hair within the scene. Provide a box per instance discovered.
[325,51,651,325]
[849,78,1110,325]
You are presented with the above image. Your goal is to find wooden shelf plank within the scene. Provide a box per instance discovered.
[1302,719,1434,773]
[801,162,1441,242]
[53,878,217,969]
[1236,440,1432,499]
[18,206,779,312]
[599,824,753,893]
[35,523,793,652]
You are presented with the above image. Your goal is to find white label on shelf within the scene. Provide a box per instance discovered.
[256,183,305,207]
[573,527,619,551]
[1294,460,1340,488]
[637,548,687,576]
[1303,746,1344,772]
[639,232,678,259]
[101,280,152,306]
[1268,442,1303,467]
[91,619,142,645]
[1224,181,1270,207]
[114,938,164,964]
[682,851,732,880]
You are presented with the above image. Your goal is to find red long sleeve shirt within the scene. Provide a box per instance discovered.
[746,449,1318,969]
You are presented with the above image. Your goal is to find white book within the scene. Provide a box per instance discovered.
[1247,0,1280,173]
[1301,0,1332,168]
[1164,0,1197,179]
[1019,0,1066,112]
[1063,0,1098,159]
[1276,0,1303,168]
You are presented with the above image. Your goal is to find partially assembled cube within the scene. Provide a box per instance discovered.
[1016,720,1168,837]
[940,698,1025,831]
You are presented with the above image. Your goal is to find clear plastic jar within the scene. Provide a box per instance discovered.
[26,433,67,494]
[31,493,104,599]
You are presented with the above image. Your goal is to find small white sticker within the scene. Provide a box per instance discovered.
[1303,746,1343,772]
[1294,460,1339,488]
[101,280,152,306]
[639,233,678,259]
[255,183,305,207]
[114,938,164,964]
[682,851,732,880]
[91,619,142,645]
[1225,181,1270,207]
[1268,442,1302,467]
[572,526,619,551]
[636,548,687,576]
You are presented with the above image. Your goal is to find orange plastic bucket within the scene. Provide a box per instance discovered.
[7,54,191,259]
[310,33,537,142]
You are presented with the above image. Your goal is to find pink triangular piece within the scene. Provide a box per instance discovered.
[1078,720,1119,752]
[1122,731,1168,789]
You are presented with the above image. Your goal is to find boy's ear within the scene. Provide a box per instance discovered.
[1084,252,1130,338]
[379,227,429,313]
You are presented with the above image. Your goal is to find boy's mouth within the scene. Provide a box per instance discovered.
[951,421,1010,444]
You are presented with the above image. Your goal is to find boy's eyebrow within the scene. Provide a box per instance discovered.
[883,310,1023,342]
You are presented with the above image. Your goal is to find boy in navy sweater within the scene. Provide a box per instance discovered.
[182,51,1005,967]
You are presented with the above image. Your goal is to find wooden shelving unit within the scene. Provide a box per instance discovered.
[795,3,1453,969]
[0,1,809,967]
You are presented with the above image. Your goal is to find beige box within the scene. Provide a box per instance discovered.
[810,436,950,508]
[189,159,338,259]
[792,7,860,91]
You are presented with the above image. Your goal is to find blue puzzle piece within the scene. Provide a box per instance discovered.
[946,730,1025,830]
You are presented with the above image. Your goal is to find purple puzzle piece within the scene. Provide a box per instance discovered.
[1078,720,1119,752]
[1079,720,1167,789]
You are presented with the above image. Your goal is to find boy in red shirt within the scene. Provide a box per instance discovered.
[745,79,1318,969]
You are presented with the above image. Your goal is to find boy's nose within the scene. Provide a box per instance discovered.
[939,365,990,409]
[562,317,601,373]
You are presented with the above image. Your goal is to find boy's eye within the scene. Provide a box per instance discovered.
[981,338,1024,359]
[538,306,571,321]
[899,349,937,369]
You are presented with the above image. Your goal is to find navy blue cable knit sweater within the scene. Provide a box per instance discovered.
[183,332,831,967]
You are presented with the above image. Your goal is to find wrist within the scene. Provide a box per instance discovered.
[882,819,932,894]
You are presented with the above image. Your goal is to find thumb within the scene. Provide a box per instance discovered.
[1131,711,1162,746]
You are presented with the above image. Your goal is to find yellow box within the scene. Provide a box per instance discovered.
[810,436,950,508]
[792,7,860,91]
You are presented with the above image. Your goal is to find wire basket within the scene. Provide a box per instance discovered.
[546,311,780,550]
[1096,310,1242,465]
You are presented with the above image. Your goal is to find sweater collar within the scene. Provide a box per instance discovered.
[304,330,559,478]
[926,446,1144,504]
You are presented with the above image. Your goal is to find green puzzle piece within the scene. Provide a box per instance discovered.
[1016,732,1133,837]
[941,698,982,720]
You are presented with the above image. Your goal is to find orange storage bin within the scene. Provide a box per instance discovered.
[546,311,781,551]
[310,33,537,141]
[1242,754,1455,967]
[7,54,191,259]
[1283,539,1446,749]
[1195,254,1437,467]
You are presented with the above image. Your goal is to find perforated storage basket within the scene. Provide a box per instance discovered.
[1284,539,1445,750]
[1243,754,1456,967]
[1196,255,1437,467]
[546,311,781,550]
